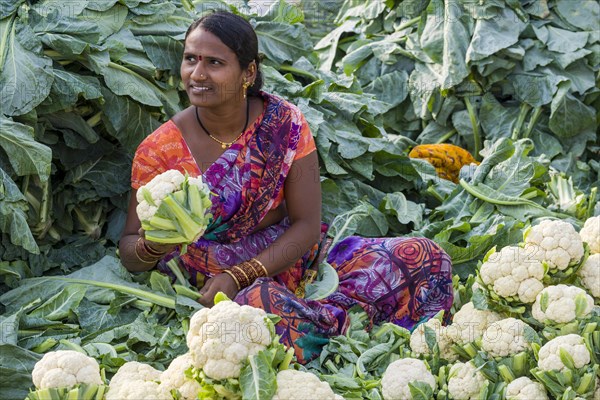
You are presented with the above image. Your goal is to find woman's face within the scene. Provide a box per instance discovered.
[181,28,253,108]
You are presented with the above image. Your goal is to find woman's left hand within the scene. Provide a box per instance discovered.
[198,273,239,307]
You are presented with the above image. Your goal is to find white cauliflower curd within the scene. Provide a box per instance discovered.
[410,317,458,361]
[447,361,487,400]
[31,350,103,389]
[537,334,591,372]
[479,246,545,303]
[159,353,201,400]
[450,301,502,345]
[524,219,584,271]
[531,284,594,324]
[480,318,531,357]
[271,369,343,400]
[106,361,168,400]
[186,300,272,380]
[580,216,599,254]
[578,253,600,299]
[505,376,548,400]
[380,358,436,400]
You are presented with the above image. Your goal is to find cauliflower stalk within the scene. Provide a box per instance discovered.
[380,358,437,400]
[478,246,546,306]
[531,284,594,325]
[577,253,599,299]
[106,361,170,400]
[27,350,106,400]
[272,369,343,400]
[524,219,584,274]
[137,169,212,246]
[531,334,597,399]
[579,216,599,254]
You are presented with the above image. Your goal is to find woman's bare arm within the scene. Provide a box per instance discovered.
[118,189,176,272]
[254,150,322,275]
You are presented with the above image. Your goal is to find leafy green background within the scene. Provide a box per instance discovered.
[0,0,598,396]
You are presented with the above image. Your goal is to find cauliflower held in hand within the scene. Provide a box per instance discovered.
[479,246,545,303]
[106,361,169,400]
[159,353,201,400]
[410,317,458,362]
[271,369,343,400]
[505,376,548,400]
[447,361,487,400]
[381,358,436,400]
[531,284,594,324]
[537,334,591,372]
[186,300,272,380]
[31,350,103,389]
[480,318,531,358]
[524,219,584,271]
[578,253,600,299]
[579,216,599,254]
[450,301,502,345]
[137,169,212,245]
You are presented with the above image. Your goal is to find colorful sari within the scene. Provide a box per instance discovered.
[131,92,454,363]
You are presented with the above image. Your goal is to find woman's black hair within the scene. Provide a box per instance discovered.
[185,11,263,96]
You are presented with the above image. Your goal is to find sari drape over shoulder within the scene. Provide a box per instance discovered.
[131,92,454,363]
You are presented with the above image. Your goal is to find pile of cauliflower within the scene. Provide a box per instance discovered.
[27,300,343,400]
[26,216,600,400]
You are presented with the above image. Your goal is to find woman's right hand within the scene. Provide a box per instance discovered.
[138,228,179,255]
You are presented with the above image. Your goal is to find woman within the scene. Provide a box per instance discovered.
[119,11,453,363]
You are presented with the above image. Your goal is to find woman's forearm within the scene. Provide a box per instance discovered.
[254,219,321,276]
[118,234,160,272]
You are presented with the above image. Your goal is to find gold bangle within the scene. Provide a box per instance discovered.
[223,269,241,290]
[134,244,158,264]
[250,258,269,277]
[231,265,251,288]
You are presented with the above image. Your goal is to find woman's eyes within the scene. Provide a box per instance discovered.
[184,57,222,65]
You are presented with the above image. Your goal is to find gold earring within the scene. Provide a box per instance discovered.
[242,79,252,99]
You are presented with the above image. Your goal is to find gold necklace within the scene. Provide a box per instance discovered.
[195,100,250,149]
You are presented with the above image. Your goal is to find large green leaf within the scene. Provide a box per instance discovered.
[0,0,25,18]
[0,20,53,116]
[440,0,470,89]
[255,21,313,64]
[240,350,277,400]
[555,0,600,31]
[467,7,526,62]
[29,284,87,321]
[0,344,41,399]
[545,26,589,54]
[549,82,596,138]
[0,117,51,181]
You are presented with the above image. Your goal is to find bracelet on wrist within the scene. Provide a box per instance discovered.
[135,238,161,264]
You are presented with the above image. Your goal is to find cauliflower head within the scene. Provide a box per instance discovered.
[480,318,531,358]
[159,353,201,400]
[450,302,502,345]
[479,246,545,303]
[580,216,599,254]
[524,220,584,271]
[381,358,436,400]
[271,369,342,400]
[136,170,186,221]
[106,381,170,400]
[31,350,103,389]
[410,317,458,362]
[107,361,167,400]
[531,284,594,324]
[537,334,591,372]
[186,300,272,380]
[447,361,487,400]
[505,376,548,400]
[578,253,600,299]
